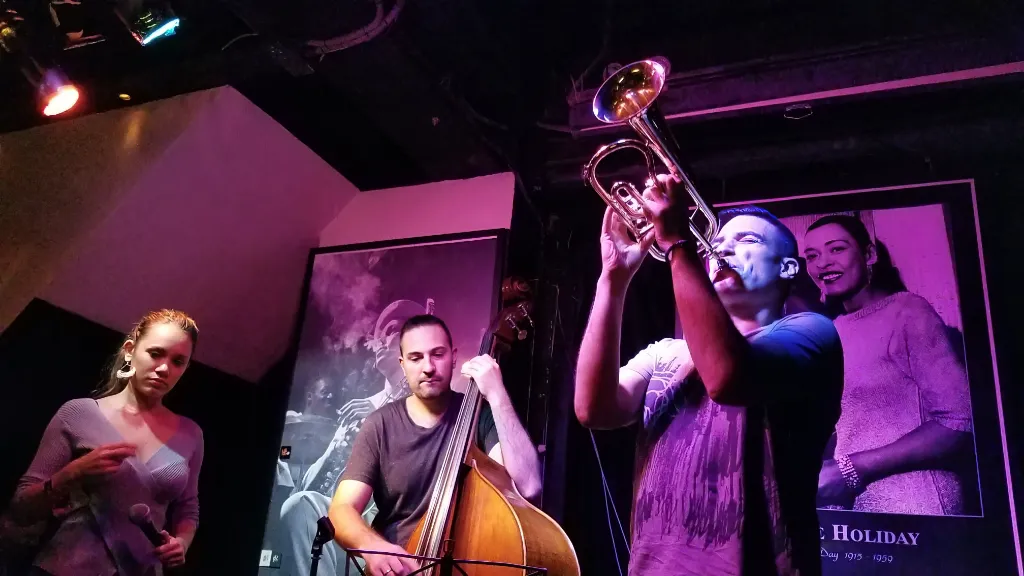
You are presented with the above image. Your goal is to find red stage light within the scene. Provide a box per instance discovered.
[42,84,80,116]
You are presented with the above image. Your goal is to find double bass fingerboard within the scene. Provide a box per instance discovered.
[413,378,485,569]
[414,324,503,572]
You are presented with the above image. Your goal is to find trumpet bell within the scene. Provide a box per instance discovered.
[593,58,669,124]
[583,57,722,265]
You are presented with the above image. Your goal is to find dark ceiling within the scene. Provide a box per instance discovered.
[2,0,1023,190]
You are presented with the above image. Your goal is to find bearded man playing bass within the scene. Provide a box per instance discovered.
[329,314,542,576]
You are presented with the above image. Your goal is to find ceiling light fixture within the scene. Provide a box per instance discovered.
[1,8,80,117]
[783,103,813,120]
[115,0,179,46]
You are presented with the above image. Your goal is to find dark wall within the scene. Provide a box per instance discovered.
[0,299,288,575]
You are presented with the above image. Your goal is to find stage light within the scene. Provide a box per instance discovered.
[119,93,131,101]
[1,8,81,117]
[19,60,80,116]
[116,1,180,46]
[42,84,79,116]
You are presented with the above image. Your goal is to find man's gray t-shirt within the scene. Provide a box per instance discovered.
[341,392,499,546]
[625,312,843,576]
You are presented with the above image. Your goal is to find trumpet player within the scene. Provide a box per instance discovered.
[574,173,844,576]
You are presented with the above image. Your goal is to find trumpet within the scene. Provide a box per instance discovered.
[581,57,721,264]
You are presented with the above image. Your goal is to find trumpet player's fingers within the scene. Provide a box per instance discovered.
[639,228,657,251]
[640,187,662,219]
[651,173,680,199]
[602,206,630,237]
[657,173,680,186]
[641,185,656,203]
[601,206,615,232]
[642,180,666,205]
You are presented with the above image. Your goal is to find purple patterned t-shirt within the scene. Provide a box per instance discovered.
[624,312,843,576]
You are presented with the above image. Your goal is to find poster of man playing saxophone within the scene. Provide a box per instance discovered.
[257,231,505,576]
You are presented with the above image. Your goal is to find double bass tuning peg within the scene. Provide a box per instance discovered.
[504,303,534,341]
[505,315,527,341]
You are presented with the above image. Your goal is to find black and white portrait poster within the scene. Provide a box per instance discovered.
[257,231,505,575]
[719,181,1019,575]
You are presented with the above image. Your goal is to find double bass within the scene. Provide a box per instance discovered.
[404,278,580,576]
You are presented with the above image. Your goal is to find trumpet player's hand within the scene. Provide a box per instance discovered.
[642,173,689,251]
[600,206,656,287]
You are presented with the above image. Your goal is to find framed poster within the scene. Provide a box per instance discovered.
[257,230,506,576]
[710,180,1019,575]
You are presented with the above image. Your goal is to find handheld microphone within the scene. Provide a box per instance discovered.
[128,503,166,546]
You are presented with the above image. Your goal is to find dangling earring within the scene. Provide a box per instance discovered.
[866,265,874,286]
[116,358,135,379]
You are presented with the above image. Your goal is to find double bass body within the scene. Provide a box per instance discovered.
[406,442,580,576]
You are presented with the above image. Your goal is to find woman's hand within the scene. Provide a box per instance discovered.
[54,442,137,489]
[818,459,856,502]
[155,531,187,567]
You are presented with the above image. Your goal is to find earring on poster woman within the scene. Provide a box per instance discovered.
[866,264,874,286]
[116,357,135,379]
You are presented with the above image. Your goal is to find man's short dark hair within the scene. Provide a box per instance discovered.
[399,314,453,354]
[718,205,798,260]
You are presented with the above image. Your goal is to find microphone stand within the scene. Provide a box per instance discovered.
[309,516,335,576]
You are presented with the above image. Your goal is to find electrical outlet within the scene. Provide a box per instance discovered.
[259,550,272,567]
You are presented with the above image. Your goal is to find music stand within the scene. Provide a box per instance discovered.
[342,545,548,576]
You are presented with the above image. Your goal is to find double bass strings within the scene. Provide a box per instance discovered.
[415,381,483,564]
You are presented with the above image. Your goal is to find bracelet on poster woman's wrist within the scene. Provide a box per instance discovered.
[835,454,863,492]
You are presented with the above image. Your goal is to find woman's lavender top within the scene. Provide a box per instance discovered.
[832,292,972,515]
[17,398,203,575]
